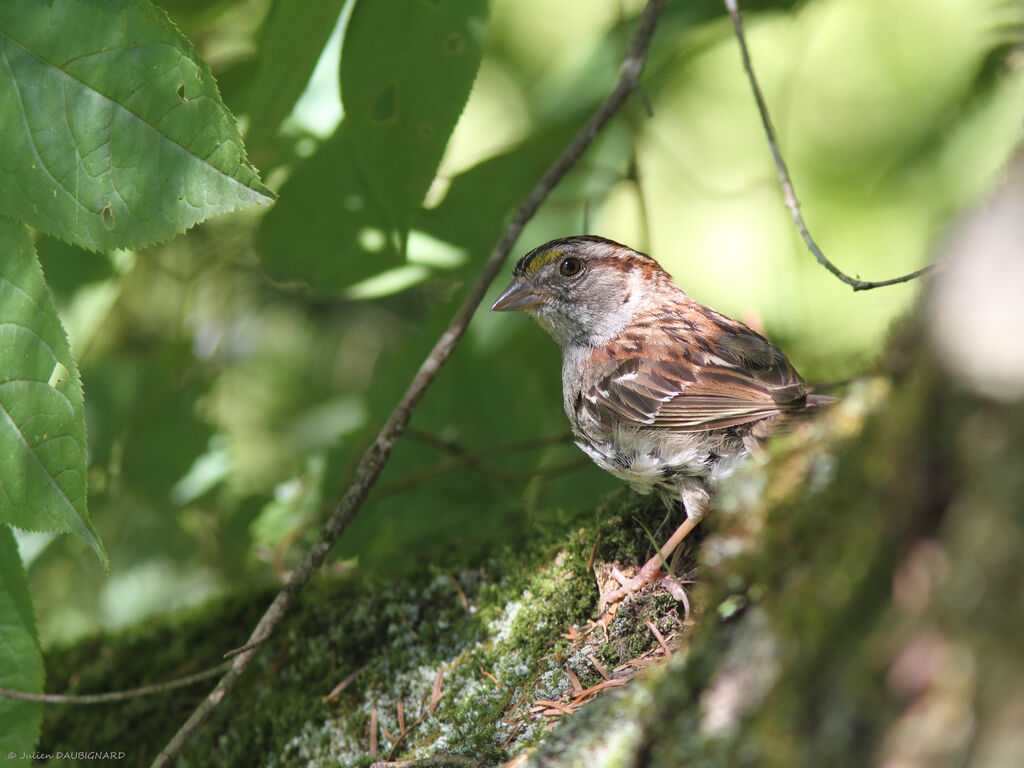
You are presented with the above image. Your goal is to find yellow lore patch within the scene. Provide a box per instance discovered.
[524,248,563,274]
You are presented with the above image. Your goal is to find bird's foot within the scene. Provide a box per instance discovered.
[597,513,701,612]
[597,555,669,611]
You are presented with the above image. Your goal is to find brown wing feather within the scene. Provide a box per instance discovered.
[583,302,809,434]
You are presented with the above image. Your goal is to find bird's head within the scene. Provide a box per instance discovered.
[491,236,676,347]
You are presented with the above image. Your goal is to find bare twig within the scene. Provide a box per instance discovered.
[370,429,584,499]
[724,0,934,291]
[384,694,433,761]
[406,429,572,456]
[447,571,470,612]
[322,665,366,702]
[223,638,266,659]
[371,455,588,500]
[150,2,666,765]
[0,662,230,705]
[587,653,611,681]
[645,619,672,655]
[429,669,444,713]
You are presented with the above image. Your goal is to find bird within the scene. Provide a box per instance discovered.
[490,236,831,607]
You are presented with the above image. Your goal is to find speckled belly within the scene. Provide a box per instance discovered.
[573,422,744,499]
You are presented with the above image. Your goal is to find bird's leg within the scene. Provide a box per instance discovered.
[599,487,707,609]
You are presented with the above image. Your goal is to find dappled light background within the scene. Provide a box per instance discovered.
[21,0,1024,645]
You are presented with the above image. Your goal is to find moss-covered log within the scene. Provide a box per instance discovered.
[37,316,1024,767]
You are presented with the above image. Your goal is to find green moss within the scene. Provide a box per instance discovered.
[38,480,696,766]
[40,585,272,765]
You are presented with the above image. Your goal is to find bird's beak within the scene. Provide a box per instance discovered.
[490,277,543,312]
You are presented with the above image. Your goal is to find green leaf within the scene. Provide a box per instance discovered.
[341,0,488,236]
[419,114,588,253]
[0,525,44,758]
[257,122,402,293]
[246,0,348,152]
[83,345,212,507]
[0,0,273,252]
[0,218,105,566]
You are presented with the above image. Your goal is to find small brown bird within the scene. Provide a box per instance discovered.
[491,236,830,605]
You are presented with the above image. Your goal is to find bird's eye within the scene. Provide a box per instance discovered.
[559,257,582,277]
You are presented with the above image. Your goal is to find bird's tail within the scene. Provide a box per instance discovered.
[806,394,838,407]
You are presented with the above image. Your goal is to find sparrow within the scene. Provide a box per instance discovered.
[491,236,831,606]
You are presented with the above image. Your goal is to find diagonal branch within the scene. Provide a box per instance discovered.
[0,663,230,705]
[150,1,667,764]
[724,0,934,291]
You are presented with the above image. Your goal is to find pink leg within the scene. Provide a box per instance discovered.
[599,487,707,609]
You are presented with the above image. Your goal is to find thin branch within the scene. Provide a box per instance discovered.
[371,456,589,501]
[370,430,583,499]
[0,662,231,705]
[405,429,572,458]
[724,0,934,291]
[625,135,653,254]
[150,2,667,765]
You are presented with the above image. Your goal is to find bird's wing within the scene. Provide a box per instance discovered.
[584,318,809,434]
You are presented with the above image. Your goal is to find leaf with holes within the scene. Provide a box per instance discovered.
[0,218,105,566]
[0,0,273,252]
[0,524,44,757]
[341,0,488,239]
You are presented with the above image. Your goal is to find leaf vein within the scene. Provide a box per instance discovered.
[0,31,272,211]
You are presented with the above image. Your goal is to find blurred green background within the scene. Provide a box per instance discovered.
[20,0,1023,645]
